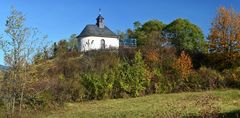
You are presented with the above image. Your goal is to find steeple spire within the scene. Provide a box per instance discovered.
[96,8,104,28]
[99,8,101,15]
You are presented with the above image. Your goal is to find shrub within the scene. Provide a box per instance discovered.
[173,71,201,92]
[36,77,84,108]
[113,51,150,97]
[81,51,150,99]
[155,68,180,93]
[148,68,162,94]
[222,67,240,89]
[25,90,54,110]
[191,52,240,71]
[157,51,194,93]
[82,71,115,100]
[156,67,224,93]
[54,77,85,103]
[34,72,85,107]
[157,77,178,93]
[197,67,224,90]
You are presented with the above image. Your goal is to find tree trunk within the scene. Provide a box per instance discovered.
[12,96,15,117]
[19,83,25,116]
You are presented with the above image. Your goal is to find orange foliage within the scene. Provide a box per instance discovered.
[173,51,193,80]
[209,7,240,52]
[146,50,159,62]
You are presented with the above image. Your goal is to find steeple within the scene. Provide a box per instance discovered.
[96,9,104,28]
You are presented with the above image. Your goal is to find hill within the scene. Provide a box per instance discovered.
[0,65,8,71]
[35,89,240,118]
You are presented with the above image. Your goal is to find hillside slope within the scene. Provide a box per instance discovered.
[0,64,8,71]
[36,89,240,118]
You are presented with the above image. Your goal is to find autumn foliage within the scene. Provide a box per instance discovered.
[208,7,240,52]
[2,6,240,116]
[173,51,193,80]
[146,50,159,62]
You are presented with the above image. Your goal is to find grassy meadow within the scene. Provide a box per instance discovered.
[31,89,240,118]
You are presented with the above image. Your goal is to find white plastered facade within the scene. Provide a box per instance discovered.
[78,36,119,51]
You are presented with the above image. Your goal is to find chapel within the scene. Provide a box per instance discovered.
[77,11,119,51]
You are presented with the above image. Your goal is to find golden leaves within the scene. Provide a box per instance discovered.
[173,51,193,80]
[209,7,240,52]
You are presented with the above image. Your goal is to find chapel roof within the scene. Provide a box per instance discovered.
[78,24,118,38]
[78,11,118,38]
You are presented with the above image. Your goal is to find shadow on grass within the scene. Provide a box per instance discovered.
[185,110,240,118]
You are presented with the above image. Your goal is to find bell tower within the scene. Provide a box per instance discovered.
[96,9,104,28]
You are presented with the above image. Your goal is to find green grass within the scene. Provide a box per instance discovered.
[33,89,240,118]
[20,89,240,117]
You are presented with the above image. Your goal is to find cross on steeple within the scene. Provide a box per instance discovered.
[99,8,101,15]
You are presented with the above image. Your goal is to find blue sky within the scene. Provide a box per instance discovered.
[0,0,240,65]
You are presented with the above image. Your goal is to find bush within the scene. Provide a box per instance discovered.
[25,91,54,110]
[82,71,115,100]
[113,51,150,97]
[113,63,150,97]
[147,68,162,94]
[196,67,224,90]
[54,77,85,103]
[191,52,240,71]
[156,67,224,93]
[178,67,224,92]
[155,68,180,93]
[80,51,150,99]
[222,68,240,89]
[156,51,194,93]
[27,71,85,108]
[157,77,178,93]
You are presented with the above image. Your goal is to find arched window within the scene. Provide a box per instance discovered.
[101,39,105,49]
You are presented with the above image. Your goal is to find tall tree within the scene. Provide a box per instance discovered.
[208,7,240,52]
[0,8,46,117]
[164,18,205,53]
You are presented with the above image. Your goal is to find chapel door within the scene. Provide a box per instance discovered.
[101,39,105,49]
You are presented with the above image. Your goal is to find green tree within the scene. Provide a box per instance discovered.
[129,20,166,46]
[142,20,165,33]
[164,18,206,53]
[131,51,150,96]
[115,51,150,97]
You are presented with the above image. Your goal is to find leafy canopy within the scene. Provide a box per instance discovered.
[164,18,205,53]
[128,20,166,46]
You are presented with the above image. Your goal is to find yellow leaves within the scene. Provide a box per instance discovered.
[173,51,193,80]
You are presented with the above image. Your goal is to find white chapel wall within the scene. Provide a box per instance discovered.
[79,36,119,51]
